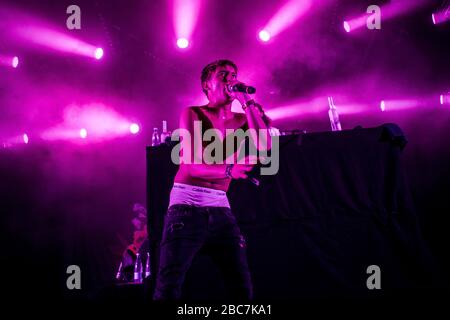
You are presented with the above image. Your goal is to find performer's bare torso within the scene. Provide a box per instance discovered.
[174,106,247,192]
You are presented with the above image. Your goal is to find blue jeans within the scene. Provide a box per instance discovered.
[153,204,253,301]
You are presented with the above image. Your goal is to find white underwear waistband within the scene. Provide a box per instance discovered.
[169,183,230,208]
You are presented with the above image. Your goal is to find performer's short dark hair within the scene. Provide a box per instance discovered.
[201,60,238,96]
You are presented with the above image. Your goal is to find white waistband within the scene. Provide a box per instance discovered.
[169,183,230,208]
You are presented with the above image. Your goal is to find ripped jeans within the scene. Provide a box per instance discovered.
[153,204,253,301]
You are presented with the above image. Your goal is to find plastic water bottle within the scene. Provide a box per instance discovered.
[115,261,123,281]
[144,252,151,278]
[151,127,160,146]
[328,96,342,131]
[133,253,142,283]
[268,127,281,136]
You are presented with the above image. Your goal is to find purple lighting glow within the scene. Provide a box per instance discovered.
[94,48,104,60]
[432,7,450,25]
[12,56,19,68]
[23,134,29,144]
[342,15,368,33]
[176,38,189,49]
[80,128,87,139]
[266,97,329,120]
[173,0,201,49]
[14,25,104,60]
[440,93,450,105]
[0,55,19,68]
[260,0,312,40]
[130,123,140,134]
[258,30,271,42]
[343,21,351,33]
[344,0,428,33]
[379,99,421,111]
[41,103,141,142]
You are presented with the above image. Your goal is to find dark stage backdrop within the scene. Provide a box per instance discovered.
[146,124,445,301]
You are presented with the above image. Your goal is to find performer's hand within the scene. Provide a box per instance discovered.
[229,155,258,179]
[226,80,253,104]
[230,164,254,180]
[252,101,266,118]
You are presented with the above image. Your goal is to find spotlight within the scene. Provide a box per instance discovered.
[0,55,19,68]
[344,1,429,33]
[343,21,351,33]
[80,128,87,139]
[130,123,140,134]
[177,38,189,49]
[94,48,104,60]
[23,133,29,144]
[14,26,105,60]
[432,7,450,25]
[258,30,271,42]
[440,93,450,105]
[12,56,19,68]
[259,0,312,39]
[173,0,200,50]
[377,99,420,111]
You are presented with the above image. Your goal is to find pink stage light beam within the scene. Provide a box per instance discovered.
[12,56,19,68]
[173,0,201,49]
[80,128,87,139]
[440,93,450,105]
[267,96,371,121]
[266,97,329,120]
[41,103,140,142]
[378,99,421,111]
[129,123,140,134]
[343,0,428,33]
[258,30,271,42]
[343,21,351,33]
[176,38,189,49]
[0,55,19,68]
[432,6,450,25]
[14,26,103,60]
[259,0,312,41]
[2,133,30,147]
[94,48,104,60]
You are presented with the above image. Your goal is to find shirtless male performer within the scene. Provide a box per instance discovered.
[153,59,271,301]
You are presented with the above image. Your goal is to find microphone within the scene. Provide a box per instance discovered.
[247,164,260,187]
[249,177,260,186]
[228,83,256,94]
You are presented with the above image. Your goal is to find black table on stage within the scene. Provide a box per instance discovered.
[145,124,436,301]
